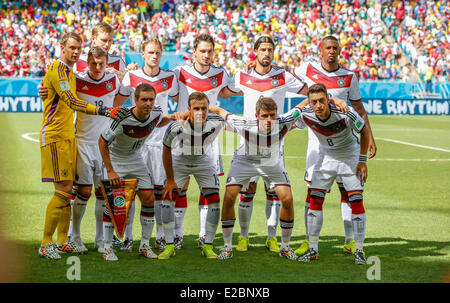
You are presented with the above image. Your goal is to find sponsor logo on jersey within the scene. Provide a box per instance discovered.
[122,117,160,138]
[129,73,174,93]
[76,57,121,73]
[161,79,169,90]
[271,78,279,87]
[211,77,219,88]
[76,77,117,97]
[303,116,348,136]
[240,72,286,92]
[306,64,353,89]
[337,78,346,87]
[106,82,113,91]
[179,68,224,92]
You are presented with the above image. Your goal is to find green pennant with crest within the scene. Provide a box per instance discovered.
[100,179,138,239]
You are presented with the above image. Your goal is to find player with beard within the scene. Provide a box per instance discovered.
[231,36,347,254]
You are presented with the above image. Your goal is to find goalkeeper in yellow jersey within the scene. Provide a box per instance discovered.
[38,32,129,260]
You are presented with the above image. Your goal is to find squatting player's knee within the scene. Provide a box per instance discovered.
[54,180,73,195]
[77,185,93,198]
[138,190,155,207]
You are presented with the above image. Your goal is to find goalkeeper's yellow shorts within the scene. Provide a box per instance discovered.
[41,138,77,183]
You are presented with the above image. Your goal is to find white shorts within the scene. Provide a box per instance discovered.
[226,156,291,189]
[206,137,224,176]
[75,141,106,188]
[310,153,364,192]
[142,144,166,186]
[111,157,153,190]
[305,129,344,184]
[240,151,285,192]
[173,155,220,190]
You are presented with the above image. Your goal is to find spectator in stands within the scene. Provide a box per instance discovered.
[0,0,447,82]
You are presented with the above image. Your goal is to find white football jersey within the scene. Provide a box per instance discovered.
[74,71,120,143]
[101,106,163,164]
[233,66,306,118]
[226,107,301,161]
[74,53,126,75]
[120,68,179,144]
[163,114,225,159]
[173,63,235,112]
[294,58,361,102]
[298,105,365,157]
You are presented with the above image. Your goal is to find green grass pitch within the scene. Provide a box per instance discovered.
[0,113,449,283]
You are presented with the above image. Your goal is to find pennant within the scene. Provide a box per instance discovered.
[100,179,138,239]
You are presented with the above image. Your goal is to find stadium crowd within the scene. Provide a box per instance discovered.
[0,0,448,82]
[382,0,449,83]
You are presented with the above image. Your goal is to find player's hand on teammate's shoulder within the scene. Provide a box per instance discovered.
[171,111,189,122]
[106,67,125,82]
[126,63,139,71]
[244,60,256,73]
[97,105,130,121]
[330,97,349,114]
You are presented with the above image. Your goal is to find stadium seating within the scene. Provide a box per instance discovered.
[0,0,447,83]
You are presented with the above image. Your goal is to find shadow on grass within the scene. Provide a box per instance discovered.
[8,233,450,283]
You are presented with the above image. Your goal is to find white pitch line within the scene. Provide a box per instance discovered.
[21,132,450,161]
[221,154,450,161]
[375,137,450,153]
[21,132,39,143]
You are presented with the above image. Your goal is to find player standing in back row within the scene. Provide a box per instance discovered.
[294,35,376,256]
[172,34,241,249]
[231,35,307,253]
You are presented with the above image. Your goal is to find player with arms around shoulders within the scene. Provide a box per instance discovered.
[38,32,128,260]
[232,35,348,254]
[171,34,241,250]
[294,35,376,256]
[294,83,369,265]
[208,97,303,260]
[98,83,178,261]
[160,92,225,260]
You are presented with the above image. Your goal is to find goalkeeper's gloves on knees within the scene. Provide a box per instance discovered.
[98,106,130,121]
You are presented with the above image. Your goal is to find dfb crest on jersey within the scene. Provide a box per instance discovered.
[337,78,346,87]
[161,79,169,90]
[271,78,279,87]
[106,82,113,91]
[210,77,218,88]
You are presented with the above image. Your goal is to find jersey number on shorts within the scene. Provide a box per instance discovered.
[132,140,143,150]
[327,138,334,146]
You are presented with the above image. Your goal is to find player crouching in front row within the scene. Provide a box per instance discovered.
[209,98,302,260]
[295,83,369,265]
[98,83,181,261]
